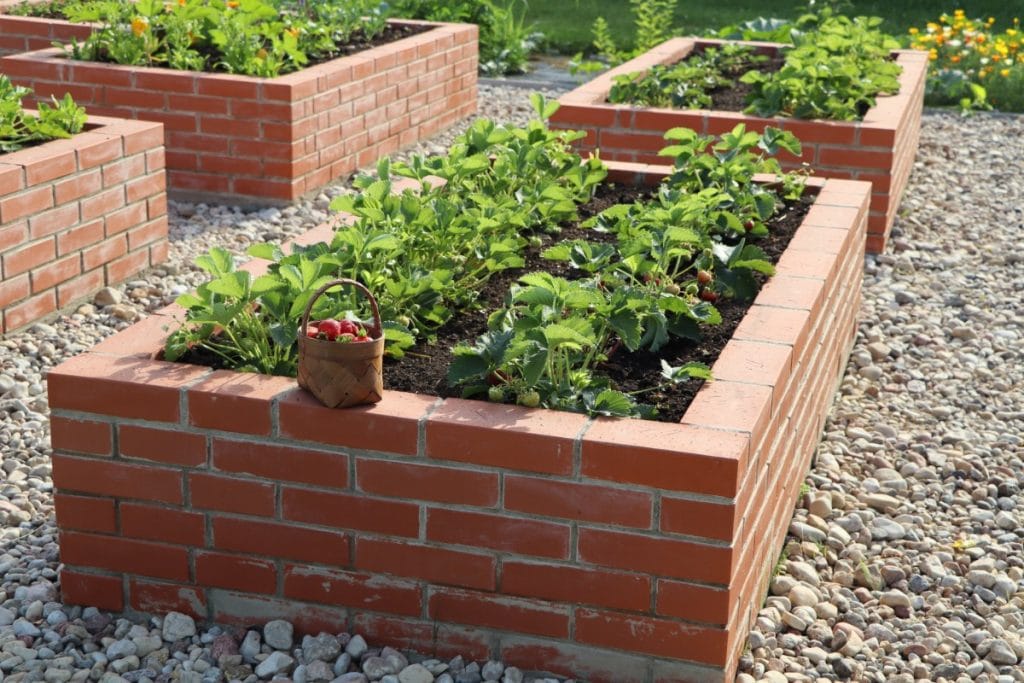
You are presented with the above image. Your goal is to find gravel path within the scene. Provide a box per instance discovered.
[0,83,1021,682]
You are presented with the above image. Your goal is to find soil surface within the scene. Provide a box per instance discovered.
[383,183,812,422]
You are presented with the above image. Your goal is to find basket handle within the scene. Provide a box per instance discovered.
[300,278,383,338]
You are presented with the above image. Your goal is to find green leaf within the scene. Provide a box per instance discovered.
[544,323,593,349]
[195,247,235,277]
[447,354,490,385]
[591,390,636,417]
[205,271,250,300]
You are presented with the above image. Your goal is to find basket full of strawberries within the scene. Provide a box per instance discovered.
[297,279,384,408]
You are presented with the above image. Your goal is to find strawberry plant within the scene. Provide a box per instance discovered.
[0,76,86,153]
[59,0,391,77]
[447,122,804,417]
[608,44,766,109]
[609,13,902,121]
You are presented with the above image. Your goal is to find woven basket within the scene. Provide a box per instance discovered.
[297,279,384,408]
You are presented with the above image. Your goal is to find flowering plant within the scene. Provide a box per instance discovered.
[60,0,390,78]
[909,10,1024,112]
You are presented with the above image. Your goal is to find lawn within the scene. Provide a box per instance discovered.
[526,1,1023,53]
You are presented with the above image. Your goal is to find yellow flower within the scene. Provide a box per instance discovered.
[178,0,185,5]
[256,48,267,59]
[286,27,299,38]
[1001,68,1010,76]
[951,55,961,63]
[227,0,239,6]
[929,48,938,60]
[954,9,965,17]
[131,16,149,37]
[909,27,919,35]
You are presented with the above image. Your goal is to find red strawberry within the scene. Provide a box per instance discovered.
[338,319,359,336]
[305,324,319,338]
[318,319,342,340]
[697,270,713,285]
[336,333,355,343]
[699,289,719,303]
[354,335,371,343]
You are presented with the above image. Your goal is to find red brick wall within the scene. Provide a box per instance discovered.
[1,20,478,202]
[0,116,166,333]
[550,38,927,253]
[46,168,867,682]
[0,0,94,56]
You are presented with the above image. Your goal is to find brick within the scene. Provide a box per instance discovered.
[105,247,150,285]
[578,528,731,584]
[129,578,207,619]
[282,487,420,538]
[118,424,206,466]
[502,561,651,612]
[425,399,584,475]
[76,133,124,170]
[190,472,275,517]
[127,217,167,250]
[661,495,736,542]
[210,590,347,634]
[3,237,54,277]
[49,416,111,456]
[17,144,77,184]
[426,508,569,560]
[0,163,24,194]
[284,564,423,617]
[500,636,654,683]
[656,578,731,626]
[54,168,102,204]
[196,551,277,595]
[213,440,347,490]
[213,517,350,566]
[61,568,124,611]
[61,530,190,581]
[120,502,205,546]
[27,202,79,240]
[29,253,81,293]
[56,269,105,308]
[681,381,773,435]
[4,290,56,331]
[0,274,29,312]
[0,220,27,253]
[278,388,434,456]
[102,154,146,188]
[0,185,53,224]
[104,201,147,235]
[504,476,652,528]
[575,608,729,666]
[356,458,498,507]
[53,493,116,534]
[80,186,125,220]
[581,420,745,498]
[356,537,495,591]
[429,587,570,639]
[52,453,183,504]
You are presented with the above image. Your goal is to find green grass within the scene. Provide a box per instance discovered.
[525,1,1022,53]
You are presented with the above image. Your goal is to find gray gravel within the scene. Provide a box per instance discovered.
[0,83,1020,682]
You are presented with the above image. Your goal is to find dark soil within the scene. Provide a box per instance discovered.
[700,48,783,112]
[383,183,812,422]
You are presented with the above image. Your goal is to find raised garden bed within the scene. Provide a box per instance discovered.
[551,37,927,253]
[0,0,94,57]
[0,114,166,333]
[0,19,478,203]
[46,156,868,681]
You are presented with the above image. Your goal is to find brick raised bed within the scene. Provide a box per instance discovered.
[46,165,868,682]
[0,115,166,333]
[1,20,478,203]
[551,38,927,253]
[0,0,94,57]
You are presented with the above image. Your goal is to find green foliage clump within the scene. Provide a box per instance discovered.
[571,0,675,74]
[608,44,765,109]
[0,76,87,153]
[389,0,540,76]
[59,0,390,77]
[742,15,902,120]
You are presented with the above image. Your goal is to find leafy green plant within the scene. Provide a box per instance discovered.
[742,15,902,120]
[167,94,604,371]
[390,0,540,76]
[570,0,676,74]
[608,44,765,109]
[0,76,87,153]
[59,0,390,77]
[447,122,804,417]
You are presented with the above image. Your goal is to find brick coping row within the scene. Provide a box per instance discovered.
[46,164,869,682]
